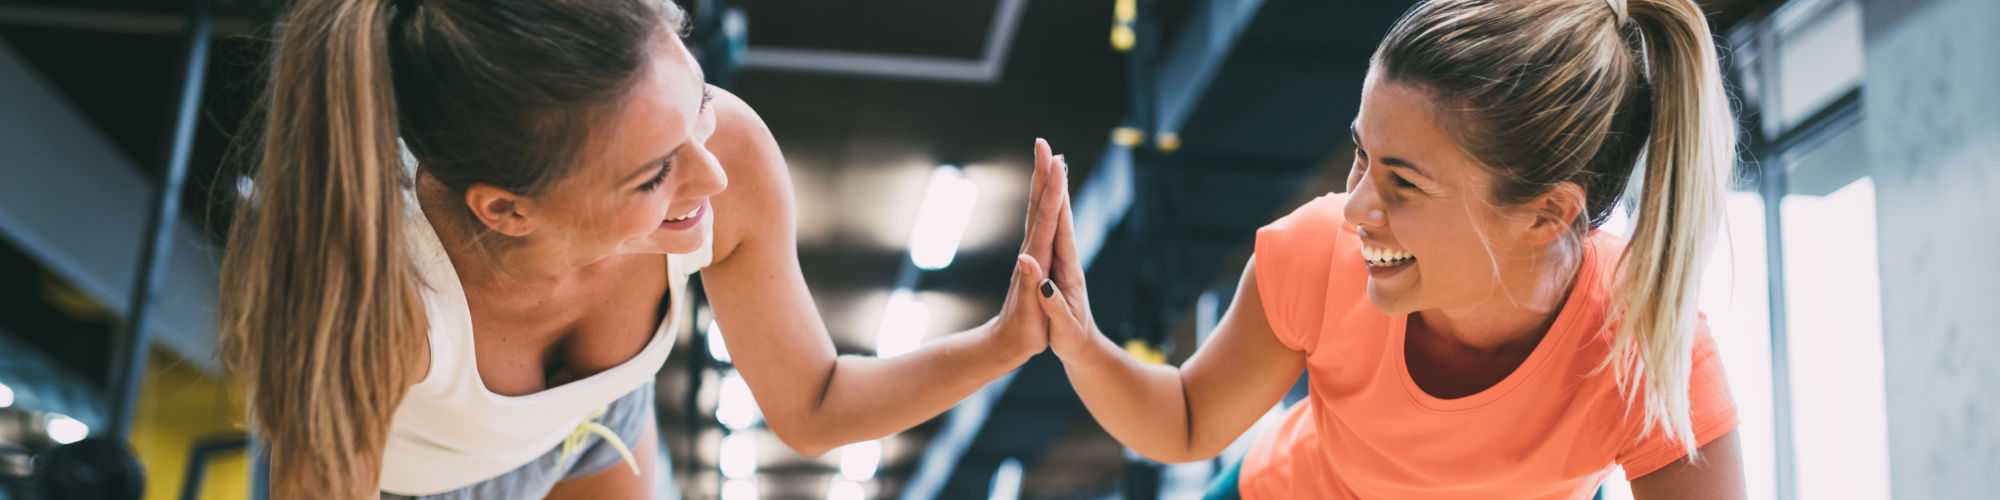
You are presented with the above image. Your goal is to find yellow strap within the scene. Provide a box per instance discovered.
[557,408,642,477]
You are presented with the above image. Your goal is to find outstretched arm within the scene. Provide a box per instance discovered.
[700,88,1066,456]
[1036,169,1306,463]
[1629,431,1746,500]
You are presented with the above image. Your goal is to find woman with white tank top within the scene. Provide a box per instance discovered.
[215,1,1072,498]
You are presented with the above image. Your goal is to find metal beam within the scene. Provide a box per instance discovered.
[740,0,1026,84]
[0,5,255,36]
[1149,0,1267,135]
[177,434,248,500]
[897,371,1017,500]
[106,0,212,440]
[1071,146,1135,267]
[0,37,222,377]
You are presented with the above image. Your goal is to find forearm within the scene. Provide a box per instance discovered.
[1055,331,1205,463]
[786,321,1033,454]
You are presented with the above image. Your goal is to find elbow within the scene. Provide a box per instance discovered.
[787,441,835,459]
[1178,436,1233,464]
[1171,450,1228,465]
[1141,430,1233,464]
[1130,443,1223,465]
[1179,445,1228,464]
[1130,450,1210,465]
[764,416,835,458]
[785,442,835,459]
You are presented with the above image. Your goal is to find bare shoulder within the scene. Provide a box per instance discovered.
[705,86,780,166]
[703,85,795,265]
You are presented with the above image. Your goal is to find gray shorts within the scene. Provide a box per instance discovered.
[381,383,656,499]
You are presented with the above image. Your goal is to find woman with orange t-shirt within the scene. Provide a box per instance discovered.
[1026,0,1745,498]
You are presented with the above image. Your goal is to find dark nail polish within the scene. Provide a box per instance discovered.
[1040,280,1055,298]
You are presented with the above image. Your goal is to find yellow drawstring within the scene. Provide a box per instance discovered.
[558,408,642,477]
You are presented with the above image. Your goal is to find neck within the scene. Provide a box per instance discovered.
[1412,239,1583,353]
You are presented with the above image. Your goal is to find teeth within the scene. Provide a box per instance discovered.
[665,205,700,222]
[1363,244,1415,266]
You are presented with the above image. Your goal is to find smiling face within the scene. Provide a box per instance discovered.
[469,34,728,263]
[1342,72,1549,316]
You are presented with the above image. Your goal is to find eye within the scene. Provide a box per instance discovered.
[1390,172,1417,189]
[637,162,669,192]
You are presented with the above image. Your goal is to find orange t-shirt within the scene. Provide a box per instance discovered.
[1239,194,1737,500]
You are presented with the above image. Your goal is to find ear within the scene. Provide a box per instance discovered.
[463,183,537,237]
[1522,181,1586,245]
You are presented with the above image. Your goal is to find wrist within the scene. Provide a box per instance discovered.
[1049,324,1100,362]
[981,317,1042,366]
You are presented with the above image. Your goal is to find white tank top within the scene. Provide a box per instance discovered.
[378,204,712,495]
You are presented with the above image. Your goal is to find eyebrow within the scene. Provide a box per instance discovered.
[1350,124,1432,181]
[619,82,716,185]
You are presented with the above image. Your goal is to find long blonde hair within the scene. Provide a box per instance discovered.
[1373,0,1732,455]
[217,0,683,496]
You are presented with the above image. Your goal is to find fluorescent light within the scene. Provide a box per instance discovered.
[720,432,758,479]
[707,319,731,363]
[908,165,980,270]
[0,382,13,408]
[988,457,1023,500]
[839,440,882,481]
[722,478,759,500]
[827,478,866,500]
[874,289,931,358]
[46,414,88,445]
[717,370,762,430]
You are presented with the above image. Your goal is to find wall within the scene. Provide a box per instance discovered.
[1860,0,2000,496]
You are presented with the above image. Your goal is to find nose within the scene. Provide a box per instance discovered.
[678,141,729,200]
[1343,166,1387,229]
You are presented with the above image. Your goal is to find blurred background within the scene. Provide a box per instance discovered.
[0,0,1994,498]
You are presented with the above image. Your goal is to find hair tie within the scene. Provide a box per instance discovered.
[1605,0,1629,25]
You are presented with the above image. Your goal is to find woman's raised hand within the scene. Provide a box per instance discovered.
[989,138,1068,359]
[1028,148,1098,357]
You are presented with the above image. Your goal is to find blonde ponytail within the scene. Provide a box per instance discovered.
[218,0,425,497]
[1610,0,1733,455]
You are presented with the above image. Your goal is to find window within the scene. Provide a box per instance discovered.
[1778,128,1891,500]
[1725,0,1890,498]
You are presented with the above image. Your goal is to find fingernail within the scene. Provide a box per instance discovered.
[1040,280,1055,298]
